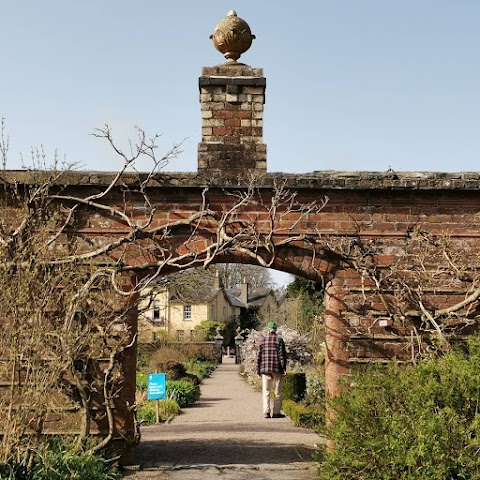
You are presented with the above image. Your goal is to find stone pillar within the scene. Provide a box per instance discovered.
[324,278,350,399]
[198,64,267,178]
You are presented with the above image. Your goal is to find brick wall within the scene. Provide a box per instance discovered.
[2,170,480,455]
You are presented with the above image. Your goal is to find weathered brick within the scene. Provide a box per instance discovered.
[202,118,224,128]
[212,110,233,119]
[225,118,241,127]
[225,93,238,103]
[212,127,233,136]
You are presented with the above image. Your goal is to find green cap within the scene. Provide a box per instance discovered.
[267,321,277,329]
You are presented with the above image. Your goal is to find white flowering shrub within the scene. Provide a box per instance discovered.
[240,326,313,382]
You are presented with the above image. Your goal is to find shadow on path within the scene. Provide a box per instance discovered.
[137,437,315,467]
[129,363,323,475]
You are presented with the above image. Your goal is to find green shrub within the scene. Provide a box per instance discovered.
[184,359,217,381]
[136,372,148,390]
[282,399,325,433]
[305,373,325,405]
[319,337,480,480]
[136,402,156,425]
[283,372,306,402]
[0,440,120,480]
[167,379,200,408]
[136,398,181,425]
[194,320,226,341]
[157,398,181,419]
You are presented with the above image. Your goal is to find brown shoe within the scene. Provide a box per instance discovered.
[272,413,285,418]
[264,413,271,418]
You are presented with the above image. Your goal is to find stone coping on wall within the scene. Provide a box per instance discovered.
[2,170,480,190]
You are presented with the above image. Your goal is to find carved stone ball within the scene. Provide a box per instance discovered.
[210,10,256,63]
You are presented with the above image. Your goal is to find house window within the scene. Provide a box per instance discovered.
[210,304,215,321]
[183,305,192,321]
[152,300,162,321]
[177,330,185,342]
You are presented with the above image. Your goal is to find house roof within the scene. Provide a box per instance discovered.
[226,286,274,308]
[225,291,244,308]
[169,287,223,304]
[275,289,289,305]
[148,270,276,309]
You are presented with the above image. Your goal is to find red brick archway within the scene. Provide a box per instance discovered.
[48,172,480,399]
[4,166,480,461]
[3,49,480,461]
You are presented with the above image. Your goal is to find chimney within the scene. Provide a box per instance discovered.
[198,11,267,178]
[214,270,222,290]
[241,277,249,305]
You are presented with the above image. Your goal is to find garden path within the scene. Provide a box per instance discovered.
[123,360,324,480]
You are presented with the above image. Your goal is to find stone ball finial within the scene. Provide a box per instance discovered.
[210,11,256,63]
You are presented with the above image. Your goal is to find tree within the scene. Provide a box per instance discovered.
[0,120,328,466]
[0,122,181,464]
[157,268,217,303]
[194,320,226,341]
[277,277,325,356]
[216,264,272,289]
[287,277,324,332]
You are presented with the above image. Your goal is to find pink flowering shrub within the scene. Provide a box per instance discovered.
[240,326,313,382]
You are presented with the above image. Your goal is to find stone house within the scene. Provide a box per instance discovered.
[138,273,279,343]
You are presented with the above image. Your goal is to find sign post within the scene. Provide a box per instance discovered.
[147,373,167,424]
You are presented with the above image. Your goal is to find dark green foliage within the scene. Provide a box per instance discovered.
[184,359,217,381]
[319,337,480,480]
[286,277,324,352]
[238,306,260,332]
[0,441,119,480]
[163,360,188,380]
[167,379,200,408]
[194,320,226,341]
[287,276,323,299]
[282,399,325,433]
[287,277,324,334]
[283,372,306,402]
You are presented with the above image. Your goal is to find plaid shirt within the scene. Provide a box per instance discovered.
[257,331,287,375]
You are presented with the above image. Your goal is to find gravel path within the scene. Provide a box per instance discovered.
[123,360,324,480]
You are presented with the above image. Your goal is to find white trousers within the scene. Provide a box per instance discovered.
[262,373,284,416]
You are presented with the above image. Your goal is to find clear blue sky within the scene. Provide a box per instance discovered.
[1,1,478,174]
[1,2,479,285]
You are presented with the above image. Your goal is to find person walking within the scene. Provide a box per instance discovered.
[257,321,287,418]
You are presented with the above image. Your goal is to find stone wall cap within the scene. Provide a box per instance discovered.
[3,170,480,191]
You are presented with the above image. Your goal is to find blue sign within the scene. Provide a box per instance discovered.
[147,373,166,400]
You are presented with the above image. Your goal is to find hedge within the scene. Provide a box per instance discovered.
[283,372,306,402]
